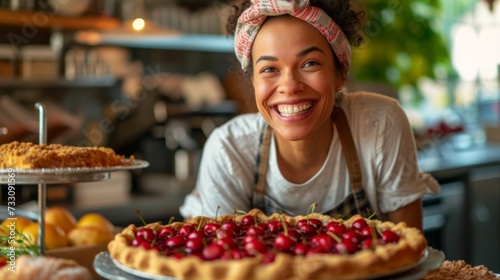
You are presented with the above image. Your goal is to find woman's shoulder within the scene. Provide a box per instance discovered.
[343,91,400,108]
[214,112,266,137]
[206,112,266,150]
[343,91,406,117]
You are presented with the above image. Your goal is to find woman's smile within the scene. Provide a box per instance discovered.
[274,101,315,117]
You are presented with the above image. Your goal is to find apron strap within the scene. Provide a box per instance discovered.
[253,125,272,208]
[332,107,363,214]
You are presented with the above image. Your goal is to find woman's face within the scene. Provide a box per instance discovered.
[251,15,342,141]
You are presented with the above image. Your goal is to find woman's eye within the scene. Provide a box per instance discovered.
[304,61,320,68]
[261,67,277,73]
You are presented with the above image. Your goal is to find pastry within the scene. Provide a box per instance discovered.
[0,255,93,280]
[0,141,133,169]
[108,209,428,280]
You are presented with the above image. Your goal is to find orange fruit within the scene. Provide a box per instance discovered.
[45,207,77,235]
[21,222,69,250]
[68,227,114,246]
[76,213,114,233]
[0,216,34,235]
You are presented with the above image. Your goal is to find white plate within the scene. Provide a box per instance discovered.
[94,247,445,280]
[94,251,176,280]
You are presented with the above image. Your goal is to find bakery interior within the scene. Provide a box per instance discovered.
[1,0,500,278]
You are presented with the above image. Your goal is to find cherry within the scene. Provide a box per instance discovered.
[382,230,400,243]
[325,221,347,235]
[361,226,381,240]
[203,223,221,236]
[261,252,276,264]
[297,218,322,230]
[185,238,205,253]
[240,215,254,227]
[361,238,380,250]
[257,222,269,231]
[221,220,239,232]
[298,223,317,236]
[274,233,296,252]
[352,218,369,231]
[247,225,265,236]
[179,224,196,236]
[273,214,298,252]
[215,228,235,239]
[268,220,289,234]
[220,249,246,260]
[215,237,237,249]
[132,236,152,249]
[334,239,358,254]
[310,233,335,252]
[293,243,310,255]
[342,230,363,243]
[136,228,156,242]
[187,230,205,240]
[243,234,263,244]
[159,226,177,239]
[297,202,322,234]
[203,243,225,260]
[287,228,302,243]
[306,246,329,255]
[165,235,186,248]
[244,239,268,256]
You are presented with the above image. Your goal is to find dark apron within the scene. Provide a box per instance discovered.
[252,107,375,219]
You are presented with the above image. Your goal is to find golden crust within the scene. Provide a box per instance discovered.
[0,141,133,169]
[109,209,428,280]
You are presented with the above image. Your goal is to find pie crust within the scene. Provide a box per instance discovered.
[0,141,133,169]
[109,209,427,280]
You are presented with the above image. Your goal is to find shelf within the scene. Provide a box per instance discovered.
[74,32,235,53]
[0,77,117,89]
[0,8,120,30]
[164,100,238,117]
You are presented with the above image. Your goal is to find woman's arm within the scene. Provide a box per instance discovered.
[387,199,423,231]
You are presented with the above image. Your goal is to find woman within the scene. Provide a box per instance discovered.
[180,0,439,231]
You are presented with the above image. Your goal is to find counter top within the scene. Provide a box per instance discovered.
[418,142,500,181]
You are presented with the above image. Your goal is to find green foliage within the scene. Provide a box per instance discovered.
[351,0,452,89]
[0,225,41,258]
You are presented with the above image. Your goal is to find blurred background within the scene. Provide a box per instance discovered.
[0,0,499,272]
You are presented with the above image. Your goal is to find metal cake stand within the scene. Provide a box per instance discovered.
[0,103,149,255]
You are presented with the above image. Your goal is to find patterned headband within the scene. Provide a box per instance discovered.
[234,0,351,72]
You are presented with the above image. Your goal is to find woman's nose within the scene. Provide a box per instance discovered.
[277,70,304,94]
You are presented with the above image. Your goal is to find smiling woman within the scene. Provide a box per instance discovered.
[180,0,439,233]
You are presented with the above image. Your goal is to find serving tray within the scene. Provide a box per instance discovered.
[0,159,149,184]
[94,247,445,280]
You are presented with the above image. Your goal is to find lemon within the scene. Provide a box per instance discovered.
[0,216,34,234]
[45,207,77,235]
[76,213,114,233]
[21,222,69,250]
[68,227,114,246]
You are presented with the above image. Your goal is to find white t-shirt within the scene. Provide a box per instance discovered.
[180,92,439,218]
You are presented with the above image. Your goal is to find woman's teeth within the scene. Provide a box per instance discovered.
[277,103,312,116]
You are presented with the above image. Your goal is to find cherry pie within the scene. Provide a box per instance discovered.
[108,209,427,280]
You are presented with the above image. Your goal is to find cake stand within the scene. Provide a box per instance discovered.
[0,102,149,255]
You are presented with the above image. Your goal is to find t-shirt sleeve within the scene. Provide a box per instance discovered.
[179,127,254,219]
[374,101,440,213]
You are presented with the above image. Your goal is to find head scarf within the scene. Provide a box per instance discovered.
[234,0,351,72]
